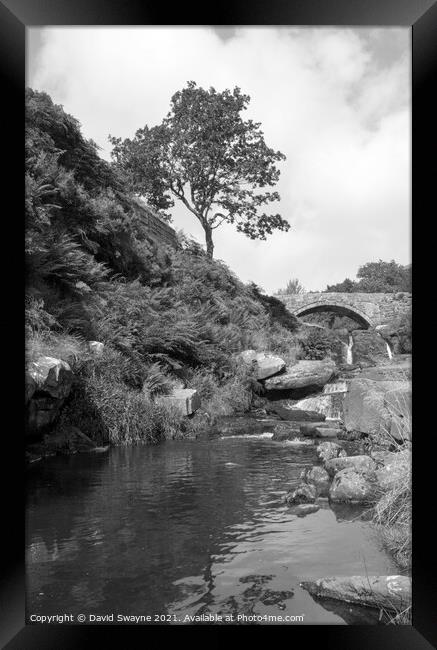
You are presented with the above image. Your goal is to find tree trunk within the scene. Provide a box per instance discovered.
[204,225,214,258]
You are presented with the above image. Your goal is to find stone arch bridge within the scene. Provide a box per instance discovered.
[277,292,411,329]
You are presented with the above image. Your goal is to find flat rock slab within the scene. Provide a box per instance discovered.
[264,360,337,391]
[157,388,200,416]
[266,404,325,422]
[239,350,286,380]
[301,575,411,611]
[314,427,340,438]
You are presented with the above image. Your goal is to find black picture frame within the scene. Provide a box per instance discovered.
[1,1,434,647]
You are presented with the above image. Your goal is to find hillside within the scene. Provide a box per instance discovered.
[25,88,301,450]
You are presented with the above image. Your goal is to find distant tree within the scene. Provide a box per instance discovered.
[326,277,356,293]
[276,277,305,295]
[326,261,411,293]
[109,81,290,258]
[356,260,411,292]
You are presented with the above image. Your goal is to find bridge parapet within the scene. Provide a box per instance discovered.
[276,292,411,328]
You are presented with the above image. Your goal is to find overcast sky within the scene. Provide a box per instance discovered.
[27,27,411,293]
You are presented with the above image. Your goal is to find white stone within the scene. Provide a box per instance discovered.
[239,350,285,380]
[157,388,201,416]
[88,341,105,355]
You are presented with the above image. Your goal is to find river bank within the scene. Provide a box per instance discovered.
[25,339,412,623]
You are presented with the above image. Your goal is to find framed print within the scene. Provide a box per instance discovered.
[0,0,434,647]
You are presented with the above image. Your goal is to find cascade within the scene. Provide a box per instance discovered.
[386,342,393,360]
[345,335,353,365]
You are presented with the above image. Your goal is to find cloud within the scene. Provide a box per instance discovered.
[27,26,410,293]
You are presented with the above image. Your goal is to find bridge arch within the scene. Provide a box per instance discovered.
[294,301,374,329]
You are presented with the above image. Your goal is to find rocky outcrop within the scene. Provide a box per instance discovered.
[300,465,330,497]
[329,467,379,503]
[351,329,390,366]
[264,359,337,391]
[343,378,392,436]
[316,441,346,463]
[239,350,285,380]
[156,388,201,416]
[26,356,73,435]
[343,374,411,439]
[301,575,411,612]
[325,455,377,478]
[266,404,325,421]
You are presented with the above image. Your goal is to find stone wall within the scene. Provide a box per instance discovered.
[276,292,412,328]
[131,197,178,249]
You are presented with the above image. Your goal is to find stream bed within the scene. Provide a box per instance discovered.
[26,434,397,625]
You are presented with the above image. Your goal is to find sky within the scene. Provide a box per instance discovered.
[26,27,411,293]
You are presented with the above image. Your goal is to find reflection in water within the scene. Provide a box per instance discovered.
[26,438,396,624]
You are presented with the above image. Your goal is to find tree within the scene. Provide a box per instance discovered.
[276,277,305,295]
[326,277,356,293]
[356,260,411,292]
[109,81,290,257]
[326,261,411,293]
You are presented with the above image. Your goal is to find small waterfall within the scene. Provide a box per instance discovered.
[345,335,354,365]
[386,342,393,360]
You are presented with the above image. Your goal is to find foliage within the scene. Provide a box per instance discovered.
[326,260,411,293]
[248,283,299,333]
[110,81,290,257]
[297,328,334,360]
[25,88,300,447]
[276,277,305,295]
[397,312,412,353]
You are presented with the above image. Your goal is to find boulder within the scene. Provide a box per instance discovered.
[325,455,377,478]
[156,388,200,416]
[316,441,346,463]
[26,357,73,435]
[351,329,390,366]
[314,427,340,439]
[264,359,337,391]
[239,350,285,380]
[300,575,411,612]
[288,504,320,517]
[88,340,105,356]
[329,467,380,503]
[375,449,411,491]
[301,465,330,497]
[343,378,392,436]
[26,356,73,400]
[285,483,317,505]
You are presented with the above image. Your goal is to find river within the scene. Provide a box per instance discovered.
[26,434,397,625]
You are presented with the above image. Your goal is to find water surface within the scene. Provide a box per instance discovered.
[26,435,396,624]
